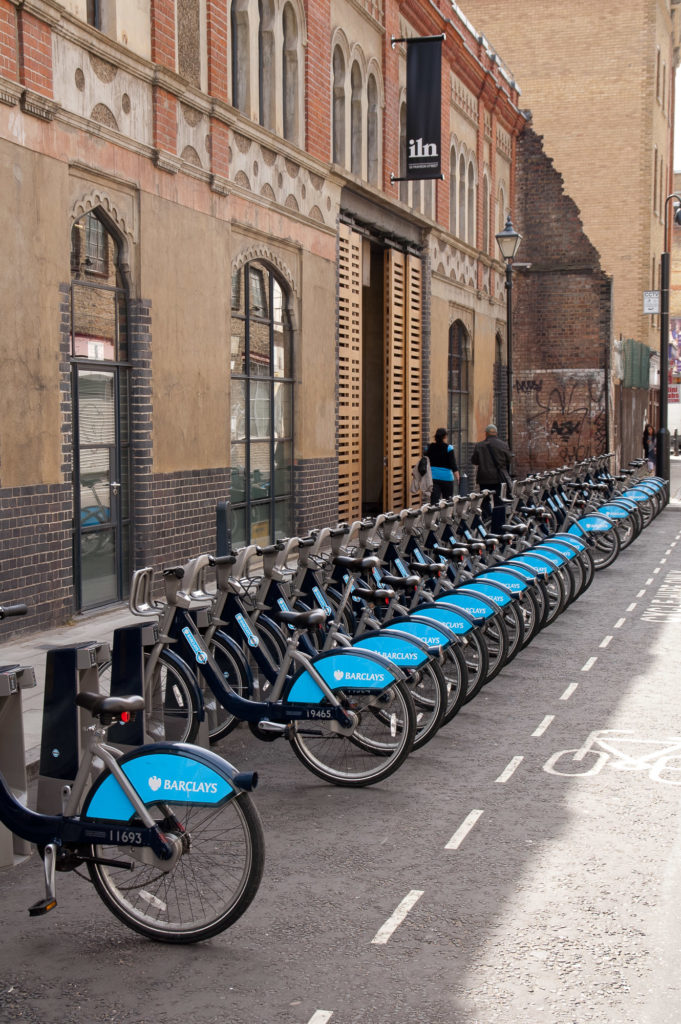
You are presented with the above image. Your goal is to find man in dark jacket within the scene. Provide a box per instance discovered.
[471,424,513,507]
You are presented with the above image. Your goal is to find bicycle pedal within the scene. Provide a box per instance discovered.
[28,897,58,917]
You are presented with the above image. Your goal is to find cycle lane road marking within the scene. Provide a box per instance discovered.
[560,683,579,700]
[582,657,597,672]
[532,715,555,737]
[307,1013,334,1024]
[371,890,424,944]
[495,756,524,783]
[627,603,637,612]
[445,809,484,849]
[614,617,626,628]
[600,635,613,648]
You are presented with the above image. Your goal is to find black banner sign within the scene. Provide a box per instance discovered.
[406,36,442,180]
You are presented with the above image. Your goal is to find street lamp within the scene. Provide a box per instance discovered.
[659,193,681,480]
[495,215,523,451]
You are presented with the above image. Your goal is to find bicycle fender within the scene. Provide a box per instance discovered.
[82,743,248,821]
[351,630,433,667]
[410,604,476,634]
[455,580,514,607]
[285,648,405,703]
[476,569,530,594]
[596,503,633,520]
[569,514,618,534]
[382,616,457,651]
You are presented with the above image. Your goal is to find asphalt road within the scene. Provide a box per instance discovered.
[2,504,681,1023]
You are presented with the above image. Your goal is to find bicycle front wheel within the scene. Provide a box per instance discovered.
[88,793,264,943]
[288,680,415,786]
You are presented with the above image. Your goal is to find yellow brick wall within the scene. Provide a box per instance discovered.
[465,0,678,349]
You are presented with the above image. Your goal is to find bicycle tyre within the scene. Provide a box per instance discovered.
[480,612,509,684]
[407,660,447,750]
[204,635,251,744]
[88,791,264,943]
[96,651,201,744]
[462,628,490,703]
[288,679,415,786]
[440,643,468,725]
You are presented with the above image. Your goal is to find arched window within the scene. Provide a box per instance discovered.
[230,260,294,546]
[259,0,275,130]
[367,73,379,185]
[482,175,490,255]
[498,185,506,232]
[333,46,346,165]
[458,154,466,241]
[282,2,298,142]
[449,146,457,235]
[448,320,469,469]
[350,60,363,176]
[467,162,476,246]
[69,210,131,609]
[231,0,250,113]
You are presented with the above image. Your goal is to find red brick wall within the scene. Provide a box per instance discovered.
[151,0,176,68]
[17,9,52,97]
[153,86,178,153]
[210,116,230,177]
[381,2,400,196]
[304,0,331,162]
[207,0,228,102]
[0,0,17,81]
[512,121,612,472]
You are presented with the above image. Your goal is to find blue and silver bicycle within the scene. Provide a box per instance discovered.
[0,602,264,944]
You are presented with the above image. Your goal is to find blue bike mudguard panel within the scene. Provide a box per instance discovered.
[544,536,586,554]
[82,744,237,821]
[409,605,476,635]
[510,553,560,576]
[286,649,399,702]
[477,570,529,594]
[622,488,655,503]
[382,619,452,652]
[351,632,430,668]
[435,593,496,623]
[503,559,548,581]
[455,581,513,608]
[568,515,614,534]
[595,503,630,520]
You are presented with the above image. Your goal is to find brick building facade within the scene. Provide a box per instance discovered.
[0,0,523,635]
[465,0,680,463]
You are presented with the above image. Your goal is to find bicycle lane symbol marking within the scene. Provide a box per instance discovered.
[543,729,681,785]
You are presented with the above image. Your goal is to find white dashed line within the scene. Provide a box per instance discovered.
[646,578,654,585]
[666,549,672,555]
[372,890,424,944]
[532,715,555,737]
[582,657,597,672]
[660,559,667,565]
[654,567,661,574]
[308,1014,334,1024]
[600,635,613,648]
[445,809,484,850]
[560,683,579,700]
[637,590,646,598]
[614,618,626,629]
[627,603,637,612]
[496,756,524,783]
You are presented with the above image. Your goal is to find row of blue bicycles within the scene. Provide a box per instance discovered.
[0,454,668,942]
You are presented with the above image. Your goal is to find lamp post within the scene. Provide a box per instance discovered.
[658,193,681,480]
[495,215,523,451]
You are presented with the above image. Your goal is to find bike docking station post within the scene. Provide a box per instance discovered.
[108,621,161,748]
[0,663,36,867]
[36,641,110,814]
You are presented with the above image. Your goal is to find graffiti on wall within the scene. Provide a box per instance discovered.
[516,375,606,471]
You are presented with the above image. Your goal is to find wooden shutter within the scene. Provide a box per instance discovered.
[405,254,423,487]
[383,248,407,511]
[338,223,362,522]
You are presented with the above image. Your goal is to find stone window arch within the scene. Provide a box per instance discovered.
[350,59,363,176]
[230,258,295,545]
[458,153,467,241]
[467,160,476,247]
[282,2,299,143]
[231,0,250,113]
[332,43,346,165]
[258,0,276,130]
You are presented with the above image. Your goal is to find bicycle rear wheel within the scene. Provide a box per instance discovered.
[408,661,447,750]
[288,680,415,786]
[88,793,264,943]
[440,644,468,725]
[204,635,250,745]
